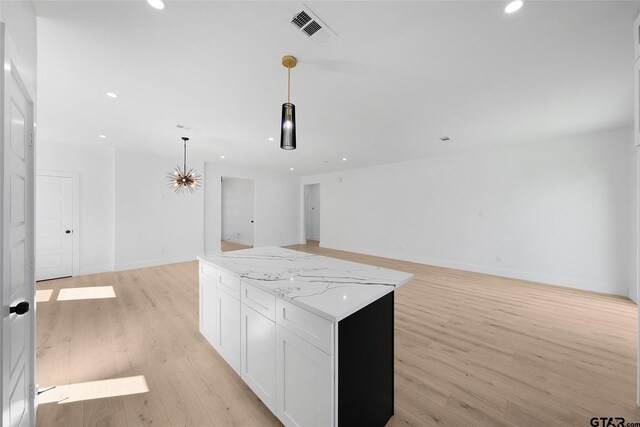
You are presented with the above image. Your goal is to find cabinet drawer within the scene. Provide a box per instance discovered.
[218,270,241,299]
[200,263,218,281]
[276,299,334,355]
[242,283,276,321]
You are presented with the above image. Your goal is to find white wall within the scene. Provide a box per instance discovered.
[221,177,254,245]
[114,149,205,270]
[0,1,37,98]
[303,127,636,297]
[205,163,300,254]
[35,144,300,272]
[304,183,320,241]
[37,142,116,275]
[36,143,208,273]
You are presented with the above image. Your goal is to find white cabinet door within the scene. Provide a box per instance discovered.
[199,274,217,349]
[276,325,333,427]
[218,288,241,374]
[241,304,276,411]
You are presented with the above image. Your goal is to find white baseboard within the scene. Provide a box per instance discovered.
[275,240,307,247]
[249,240,305,248]
[320,242,630,297]
[629,285,638,304]
[78,264,115,276]
[113,254,200,272]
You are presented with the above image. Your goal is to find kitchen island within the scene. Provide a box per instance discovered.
[198,246,414,427]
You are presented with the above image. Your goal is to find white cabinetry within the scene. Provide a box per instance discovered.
[275,325,333,427]
[199,265,218,349]
[217,287,241,374]
[200,274,218,348]
[241,304,276,411]
[199,248,410,427]
[199,260,334,426]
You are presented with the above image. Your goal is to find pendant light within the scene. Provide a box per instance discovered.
[281,55,297,150]
[167,137,201,194]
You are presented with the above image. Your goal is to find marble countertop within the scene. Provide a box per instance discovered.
[198,246,414,322]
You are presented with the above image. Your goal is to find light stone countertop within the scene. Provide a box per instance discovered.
[198,246,414,322]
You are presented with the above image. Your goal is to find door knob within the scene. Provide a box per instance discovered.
[65,230,71,234]
[10,301,29,315]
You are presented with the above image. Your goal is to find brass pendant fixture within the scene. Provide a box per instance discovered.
[167,137,201,194]
[281,55,297,150]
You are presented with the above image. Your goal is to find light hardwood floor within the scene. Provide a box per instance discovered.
[35,244,639,426]
[220,240,251,252]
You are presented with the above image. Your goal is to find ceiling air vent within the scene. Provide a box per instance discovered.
[290,7,335,44]
[303,20,322,37]
[292,11,312,29]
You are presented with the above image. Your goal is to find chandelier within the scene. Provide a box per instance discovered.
[167,136,201,194]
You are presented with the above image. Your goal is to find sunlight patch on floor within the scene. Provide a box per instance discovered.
[38,375,149,405]
[35,289,54,303]
[56,286,116,301]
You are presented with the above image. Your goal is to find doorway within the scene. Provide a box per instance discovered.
[304,183,320,243]
[35,172,79,281]
[221,177,255,248]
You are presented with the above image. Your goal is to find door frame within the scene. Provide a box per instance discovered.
[1,22,37,426]
[36,170,80,278]
[302,182,320,243]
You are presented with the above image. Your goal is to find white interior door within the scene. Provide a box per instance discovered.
[36,175,73,281]
[305,184,320,241]
[2,24,36,427]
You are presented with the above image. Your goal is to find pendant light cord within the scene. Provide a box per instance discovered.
[183,140,187,172]
[287,66,291,104]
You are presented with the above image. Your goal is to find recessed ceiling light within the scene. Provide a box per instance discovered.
[106,92,118,98]
[147,0,166,10]
[99,135,107,138]
[342,158,347,161]
[220,155,225,159]
[504,0,523,14]
[290,167,294,171]
[268,137,274,142]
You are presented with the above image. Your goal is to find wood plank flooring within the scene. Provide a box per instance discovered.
[35,244,639,426]
[220,240,251,252]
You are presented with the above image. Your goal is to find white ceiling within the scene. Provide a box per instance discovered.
[34,0,640,175]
